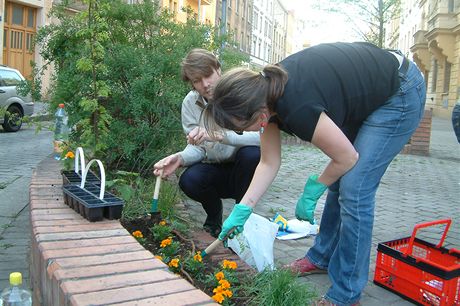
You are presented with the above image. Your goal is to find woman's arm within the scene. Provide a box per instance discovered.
[240,122,282,208]
[311,112,359,186]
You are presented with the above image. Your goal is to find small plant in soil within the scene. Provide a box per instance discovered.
[117,176,318,305]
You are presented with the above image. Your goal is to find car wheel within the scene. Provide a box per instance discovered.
[2,105,23,132]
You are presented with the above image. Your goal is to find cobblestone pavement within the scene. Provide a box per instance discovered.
[0,122,53,290]
[185,116,460,305]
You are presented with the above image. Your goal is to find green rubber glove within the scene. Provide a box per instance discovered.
[295,174,328,224]
[218,203,253,241]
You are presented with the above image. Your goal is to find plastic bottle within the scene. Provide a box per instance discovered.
[0,272,32,306]
[53,103,69,160]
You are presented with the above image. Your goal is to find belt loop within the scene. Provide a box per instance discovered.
[399,57,409,76]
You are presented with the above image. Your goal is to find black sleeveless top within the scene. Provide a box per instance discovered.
[274,42,400,141]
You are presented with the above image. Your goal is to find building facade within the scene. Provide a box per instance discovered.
[388,0,460,118]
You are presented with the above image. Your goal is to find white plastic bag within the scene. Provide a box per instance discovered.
[227,213,279,272]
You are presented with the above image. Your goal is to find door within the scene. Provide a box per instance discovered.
[3,2,37,79]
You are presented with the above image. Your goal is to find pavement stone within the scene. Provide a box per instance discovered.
[0,122,53,290]
[184,116,459,305]
[1,113,458,304]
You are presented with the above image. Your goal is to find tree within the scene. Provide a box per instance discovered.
[317,0,400,47]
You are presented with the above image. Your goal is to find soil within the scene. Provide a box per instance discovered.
[120,216,253,305]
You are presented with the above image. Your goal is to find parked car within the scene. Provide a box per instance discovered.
[0,65,34,132]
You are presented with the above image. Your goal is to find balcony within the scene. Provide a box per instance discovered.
[187,0,213,6]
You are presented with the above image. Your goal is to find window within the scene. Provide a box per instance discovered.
[443,61,451,93]
[431,59,438,93]
[448,0,454,13]
[0,70,23,87]
[12,4,24,26]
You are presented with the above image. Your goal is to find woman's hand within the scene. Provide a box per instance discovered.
[153,153,183,177]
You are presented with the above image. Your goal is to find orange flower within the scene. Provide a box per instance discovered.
[154,255,163,261]
[160,237,172,248]
[159,220,167,226]
[223,289,233,298]
[213,286,224,294]
[215,271,225,280]
[193,252,202,262]
[212,293,225,304]
[65,151,75,159]
[169,258,180,268]
[219,279,231,289]
[222,259,237,270]
[132,230,143,238]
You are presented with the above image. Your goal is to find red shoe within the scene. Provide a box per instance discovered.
[312,297,360,306]
[284,257,327,276]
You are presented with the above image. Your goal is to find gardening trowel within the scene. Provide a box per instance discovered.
[201,227,236,258]
[150,174,162,223]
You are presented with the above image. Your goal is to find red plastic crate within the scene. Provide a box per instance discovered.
[374,219,460,306]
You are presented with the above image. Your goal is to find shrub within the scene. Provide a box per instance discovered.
[30,0,249,175]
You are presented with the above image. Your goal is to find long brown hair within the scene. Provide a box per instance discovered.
[204,64,288,133]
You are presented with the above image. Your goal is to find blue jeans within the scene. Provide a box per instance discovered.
[179,146,260,228]
[306,61,426,306]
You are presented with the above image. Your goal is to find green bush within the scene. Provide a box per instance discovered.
[31,0,249,175]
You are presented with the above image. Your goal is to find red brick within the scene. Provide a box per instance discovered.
[53,250,155,269]
[42,243,143,262]
[39,235,135,250]
[31,213,82,222]
[31,208,73,215]
[35,228,129,243]
[68,279,212,306]
[34,222,122,234]
[60,270,179,303]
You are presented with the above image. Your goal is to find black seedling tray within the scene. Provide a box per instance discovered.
[63,183,124,222]
[62,170,101,186]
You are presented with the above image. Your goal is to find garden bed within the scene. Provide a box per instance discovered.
[120,216,318,305]
[120,216,252,305]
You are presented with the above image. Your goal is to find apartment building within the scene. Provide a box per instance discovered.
[159,0,216,25]
[214,0,252,57]
[387,0,460,118]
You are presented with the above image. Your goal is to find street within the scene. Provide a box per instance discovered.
[0,122,53,289]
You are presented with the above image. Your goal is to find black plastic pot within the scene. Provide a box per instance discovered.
[61,170,101,186]
[63,183,124,222]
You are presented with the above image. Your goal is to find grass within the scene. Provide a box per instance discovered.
[241,268,317,305]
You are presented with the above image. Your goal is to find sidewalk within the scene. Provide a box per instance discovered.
[185,116,460,305]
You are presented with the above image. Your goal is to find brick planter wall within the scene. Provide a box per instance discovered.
[282,109,433,157]
[29,157,217,306]
[401,108,432,156]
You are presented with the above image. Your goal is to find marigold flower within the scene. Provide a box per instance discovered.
[223,289,233,298]
[215,271,225,280]
[160,238,172,248]
[212,293,225,304]
[159,220,167,226]
[219,279,231,289]
[213,286,224,294]
[193,252,202,262]
[154,255,162,261]
[65,151,75,159]
[132,230,143,238]
[169,258,180,268]
[222,259,237,270]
